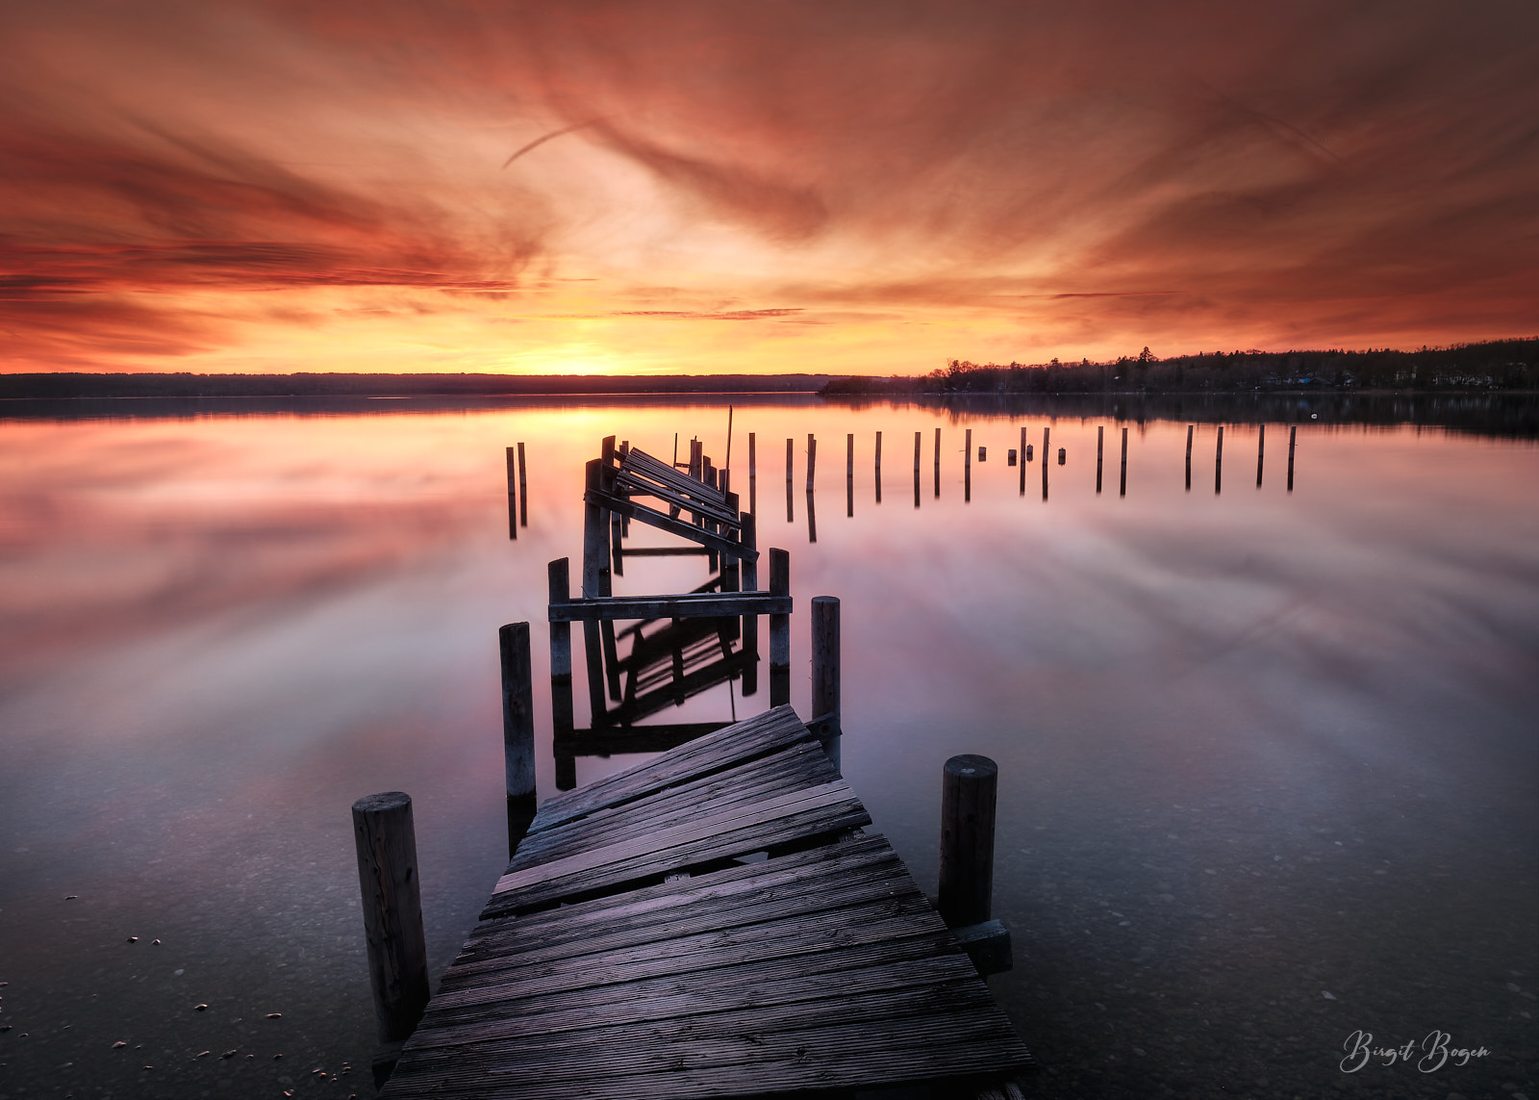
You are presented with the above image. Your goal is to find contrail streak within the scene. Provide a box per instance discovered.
[502,119,606,168]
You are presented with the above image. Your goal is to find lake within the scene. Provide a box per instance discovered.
[1,394,1535,1099]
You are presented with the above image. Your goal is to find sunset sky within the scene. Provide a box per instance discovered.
[2,0,1536,376]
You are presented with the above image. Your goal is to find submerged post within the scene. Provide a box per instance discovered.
[811,595,841,775]
[351,792,430,1044]
[500,623,537,854]
[938,755,998,929]
[768,548,791,706]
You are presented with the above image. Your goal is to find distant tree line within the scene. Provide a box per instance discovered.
[820,338,1539,396]
[0,372,832,400]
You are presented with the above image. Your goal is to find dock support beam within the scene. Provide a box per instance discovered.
[351,792,430,1044]
[939,755,1011,976]
[500,622,537,855]
[811,595,841,775]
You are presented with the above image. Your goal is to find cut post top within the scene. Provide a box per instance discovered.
[945,754,998,780]
[353,791,412,815]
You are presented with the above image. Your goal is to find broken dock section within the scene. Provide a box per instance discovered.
[382,706,1033,1099]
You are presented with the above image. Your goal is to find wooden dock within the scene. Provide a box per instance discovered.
[381,706,1033,1098]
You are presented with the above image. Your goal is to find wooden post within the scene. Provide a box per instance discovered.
[1095,426,1104,494]
[933,426,941,498]
[1056,447,1065,465]
[1120,426,1128,497]
[725,405,733,473]
[581,460,616,713]
[748,432,757,516]
[740,512,759,697]
[1018,426,1027,495]
[1256,423,1265,488]
[938,755,998,929]
[1287,425,1297,492]
[846,432,855,517]
[806,434,817,494]
[768,548,791,706]
[351,792,430,1043]
[1215,425,1225,495]
[785,437,793,485]
[516,442,528,528]
[811,595,841,775]
[805,484,818,543]
[547,558,575,785]
[964,428,972,502]
[1185,424,1194,492]
[514,446,526,541]
[499,623,536,854]
[874,430,882,504]
[914,430,922,508]
[1041,426,1050,500]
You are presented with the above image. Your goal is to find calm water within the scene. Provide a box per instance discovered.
[1,398,1536,1099]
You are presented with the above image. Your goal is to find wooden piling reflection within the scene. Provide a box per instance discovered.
[806,488,818,543]
[874,430,882,504]
[1185,424,1193,492]
[934,427,941,498]
[846,433,854,517]
[1288,425,1297,492]
[1215,425,1225,495]
[1256,423,1266,488]
[913,430,922,509]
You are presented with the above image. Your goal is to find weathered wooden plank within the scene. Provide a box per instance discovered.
[613,468,742,526]
[623,447,729,499]
[461,836,897,962]
[485,782,870,916]
[586,488,753,558]
[386,1005,1029,1099]
[508,741,836,868]
[530,706,817,833]
[550,591,789,623]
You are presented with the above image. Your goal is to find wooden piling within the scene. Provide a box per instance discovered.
[768,548,791,706]
[1041,427,1050,500]
[505,446,518,539]
[846,433,855,517]
[806,434,817,494]
[964,428,972,502]
[351,792,430,1043]
[934,426,941,498]
[740,512,759,696]
[547,558,575,768]
[1120,426,1128,497]
[499,622,536,854]
[786,436,794,485]
[1095,426,1104,494]
[874,430,882,504]
[1256,423,1265,488]
[938,755,998,929]
[1288,425,1297,492]
[1215,425,1225,495]
[914,430,922,508]
[1056,447,1065,465]
[811,595,841,775]
[748,432,757,515]
[581,460,616,713]
[516,442,528,528]
[1018,426,1027,495]
[806,486,818,543]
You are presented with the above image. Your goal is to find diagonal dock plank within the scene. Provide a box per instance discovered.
[384,707,1032,1098]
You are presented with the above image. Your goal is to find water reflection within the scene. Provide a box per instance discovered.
[0,400,1535,1099]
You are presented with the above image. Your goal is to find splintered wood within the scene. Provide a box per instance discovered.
[383,707,1033,1098]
